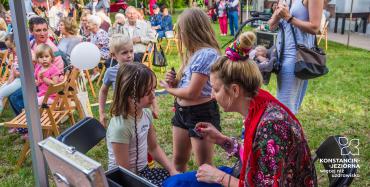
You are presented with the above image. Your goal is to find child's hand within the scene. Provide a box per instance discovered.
[165,69,177,87]
[152,110,159,119]
[37,71,43,79]
[169,169,179,176]
[256,55,268,62]
[99,114,108,128]
[159,80,170,89]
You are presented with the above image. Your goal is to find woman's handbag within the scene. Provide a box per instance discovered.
[152,43,167,67]
[290,25,329,79]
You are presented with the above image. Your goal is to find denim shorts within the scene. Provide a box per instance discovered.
[172,100,221,137]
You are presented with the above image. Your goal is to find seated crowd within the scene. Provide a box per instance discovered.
[0,4,320,187]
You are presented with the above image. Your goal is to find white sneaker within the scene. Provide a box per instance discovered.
[91,73,100,82]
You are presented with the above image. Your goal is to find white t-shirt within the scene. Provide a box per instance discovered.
[106,109,153,172]
[128,25,135,38]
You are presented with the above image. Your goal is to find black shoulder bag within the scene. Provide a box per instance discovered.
[152,43,167,67]
[290,25,329,79]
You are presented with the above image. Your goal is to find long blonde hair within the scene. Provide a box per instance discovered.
[176,8,220,81]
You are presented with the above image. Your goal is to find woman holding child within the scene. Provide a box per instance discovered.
[164,31,317,186]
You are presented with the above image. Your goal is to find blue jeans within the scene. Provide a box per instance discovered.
[228,11,239,35]
[157,30,165,39]
[276,58,308,114]
[8,88,24,115]
[163,166,233,187]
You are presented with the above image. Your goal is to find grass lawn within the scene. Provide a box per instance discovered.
[0,10,369,186]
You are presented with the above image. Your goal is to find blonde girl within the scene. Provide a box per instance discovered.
[34,44,61,105]
[159,8,221,172]
[106,63,178,186]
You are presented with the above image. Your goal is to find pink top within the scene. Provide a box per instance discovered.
[31,39,64,72]
[34,64,61,98]
[149,0,157,5]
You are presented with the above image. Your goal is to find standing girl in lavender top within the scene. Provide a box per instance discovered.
[160,8,221,172]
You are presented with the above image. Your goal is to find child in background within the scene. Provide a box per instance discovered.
[106,63,178,186]
[253,45,273,72]
[108,13,126,37]
[34,44,61,105]
[225,31,256,62]
[99,34,134,127]
[0,34,20,114]
[99,34,159,127]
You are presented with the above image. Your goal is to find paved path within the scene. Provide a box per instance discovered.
[328,32,370,51]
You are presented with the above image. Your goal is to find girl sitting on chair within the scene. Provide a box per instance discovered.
[34,44,62,105]
[106,63,178,186]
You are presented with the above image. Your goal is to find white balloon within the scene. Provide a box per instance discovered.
[70,42,101,70]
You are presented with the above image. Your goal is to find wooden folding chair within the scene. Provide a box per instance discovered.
[317,21,329,51]
[97,60,106,85]
[0,51,12,115]
[165,25,180,55]
[4,76,76,169]
[83,70,97,98]
[60,68,85,121]
[142,42,155,70]
[0,50,9,85]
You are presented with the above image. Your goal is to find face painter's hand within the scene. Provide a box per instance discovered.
[195,122,224,144]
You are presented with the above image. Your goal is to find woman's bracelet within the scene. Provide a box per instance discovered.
[287,15,294,23]
[228,173,232,187]
[216,172,227,185]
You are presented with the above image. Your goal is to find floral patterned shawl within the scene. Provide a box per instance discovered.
[239,89,317,187]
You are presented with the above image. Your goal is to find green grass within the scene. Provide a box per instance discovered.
[0,11,369,186]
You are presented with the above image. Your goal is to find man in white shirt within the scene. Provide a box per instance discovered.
[124,6,156,62]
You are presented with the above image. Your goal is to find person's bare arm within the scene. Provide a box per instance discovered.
[111,143,130,169]
[99,84,109,127]
[43,75,59,85]
[160,73,208,100]
[147,125,178,175]
[268,9,281,31]
[278,0,323,34]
